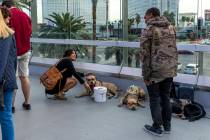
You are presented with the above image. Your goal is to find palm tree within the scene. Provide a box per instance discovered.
[105,18,140,67]
[128,18,135,34]
[92,0,98,63]
[105,47,123,66]
[185,17,191,23]
[191,17,195,23]
[39,12,86,39]
[104,47,140,67]
[163,11,175,25]
[38,12,88,58]
[135,13,141,34]
[181,16,186,23]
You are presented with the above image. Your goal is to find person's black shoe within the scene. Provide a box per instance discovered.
[163,126,171,134]
[12,107,15,113]
[144,124,163,137]
[22,103,31,110]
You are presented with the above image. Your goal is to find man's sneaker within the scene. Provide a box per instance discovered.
[163,127,171,134]
[22,103,31,110]
[163,124,171,134]
[144,124,163,137]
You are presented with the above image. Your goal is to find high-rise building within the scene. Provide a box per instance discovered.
[42,0,107,26]
[205,9,210,26]
[128,0,179,26]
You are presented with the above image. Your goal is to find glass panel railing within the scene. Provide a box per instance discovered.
[203,52,210,76]
[178,52,199,75]
[31,42,125,66]
[31,38,210,78]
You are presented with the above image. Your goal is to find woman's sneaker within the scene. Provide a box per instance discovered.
[144,124,163,137]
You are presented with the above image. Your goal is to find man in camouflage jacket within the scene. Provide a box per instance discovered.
[140,8,178,136]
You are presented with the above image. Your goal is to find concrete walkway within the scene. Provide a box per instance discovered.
[11,76,210,140]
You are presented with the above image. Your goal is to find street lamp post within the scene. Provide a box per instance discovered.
[197,0,204,75]
[31,0,38,36]
[67,0,69,13]
[106,0,109,39]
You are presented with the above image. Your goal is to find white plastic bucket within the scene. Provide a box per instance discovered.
[93,86,107,102]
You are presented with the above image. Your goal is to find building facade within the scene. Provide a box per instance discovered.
[128,0,179,26]
[42,0,107,26]
[205,9,210,26]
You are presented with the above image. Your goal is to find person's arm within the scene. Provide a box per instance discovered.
[0,39,11,84]
[139,28,152,82]
[66,60,91,92]
[66,60,85,84]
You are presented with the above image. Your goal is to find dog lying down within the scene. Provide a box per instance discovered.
[171,98,206,122]
[118,85,146,110]
[75,73,119,99]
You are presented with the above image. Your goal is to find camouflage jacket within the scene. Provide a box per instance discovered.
[140,16,178,82]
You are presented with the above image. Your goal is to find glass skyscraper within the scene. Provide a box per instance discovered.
[128,0,179,25]
[42,0,107,26]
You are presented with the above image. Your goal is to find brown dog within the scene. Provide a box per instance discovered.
[75,73,119,99]
[118,85,146,110]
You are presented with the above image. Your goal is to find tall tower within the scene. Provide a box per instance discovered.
[42,0,106,26]
[128,0,179,26]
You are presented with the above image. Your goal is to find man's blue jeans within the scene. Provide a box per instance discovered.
[0,90,14,140]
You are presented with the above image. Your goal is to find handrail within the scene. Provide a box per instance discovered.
[30,38,140,48]
[30,38,210,52]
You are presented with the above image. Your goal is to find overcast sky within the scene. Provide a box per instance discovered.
[109,0,210,21]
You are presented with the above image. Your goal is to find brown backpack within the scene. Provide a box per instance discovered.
[40,59,66,90]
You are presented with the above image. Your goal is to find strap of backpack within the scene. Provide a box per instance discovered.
[55,58,68,74]
[54,58,64,66]
[60,68,67,73]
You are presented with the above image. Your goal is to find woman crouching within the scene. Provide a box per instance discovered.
[45,49,90,100]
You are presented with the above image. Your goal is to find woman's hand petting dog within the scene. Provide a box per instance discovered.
[84,82,91,93]
[76,73,119,99]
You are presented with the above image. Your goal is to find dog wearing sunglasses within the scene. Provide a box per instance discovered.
[118,85,146,110]
[75,73,119,99]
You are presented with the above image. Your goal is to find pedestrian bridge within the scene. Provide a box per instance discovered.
[11,38,210,140]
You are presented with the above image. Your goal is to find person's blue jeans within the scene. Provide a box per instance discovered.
[0,89,14,140]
